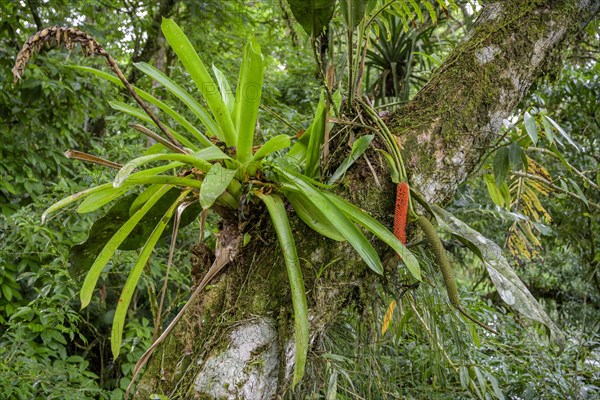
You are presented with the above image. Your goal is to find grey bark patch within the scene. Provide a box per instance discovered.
[194,318,279,399]
[475,46,500,64]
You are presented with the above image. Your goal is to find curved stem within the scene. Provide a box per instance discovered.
[12,26,185,152]
[417,216,498,334]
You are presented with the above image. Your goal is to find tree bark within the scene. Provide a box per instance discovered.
[133,1,600,398]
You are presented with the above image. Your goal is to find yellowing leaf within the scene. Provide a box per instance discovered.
[381,300,397,336]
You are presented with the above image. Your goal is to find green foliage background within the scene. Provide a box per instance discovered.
[0,1,598,399]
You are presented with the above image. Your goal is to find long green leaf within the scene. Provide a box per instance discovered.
[77,185,131,213]
[114,147,230,187]
[377,149,400,183]
[276,167,383,274]
[111,189,189,358]
[258,193,308,387]
[42,183,113,223]
[161,18,237,147]
[567,178,589,208]
[286,88,339,165]
[122,175,238,209]
[234,41,264,164]
[134,62,223,142]
[286,124,313,164]
[251,134,291,162]
[42,163,183,222]
[541,116,555,145]
[284,189,345,241]
[123,176,202,190]
[432,205,564,344]
[323,193,421,280]
[543,115,579,151]
[80,185,172,309]
[328,135,374,184]
[212,64,235,115]
[305,93,327,178]
[76,65,212,148]
[108,101,197,150]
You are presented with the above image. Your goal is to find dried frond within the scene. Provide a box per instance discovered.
[12,26,184,152]
[12,26,107,83]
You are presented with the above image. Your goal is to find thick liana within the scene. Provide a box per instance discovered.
[417,216,498,334]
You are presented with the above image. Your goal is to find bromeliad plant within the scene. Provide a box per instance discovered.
[13,20,420,387]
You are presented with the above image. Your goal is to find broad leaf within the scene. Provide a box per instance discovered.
[323,192,421,280]
[162,18,237,147]
[251,134,291,162]
[69,194,138,282]
[70,188,201,283]
[328,135,374,184]
[277,167,384,274]
[284,189,345,241]
[286,0,336,36]
[76,65,213,148]
[340,0,367,30]
[80,185,172,308]
[523,111,538,145]
[111,190,189,358]
[211,64,235,115]
[484,174,510,209]
[234,41,264,164]
[130,184,164,215]
[432,206,564,344]
[199,164,238,210]
[114,147,230,187]
[508,143,525,171]
[493,147,509,186]
[258,193,308,387]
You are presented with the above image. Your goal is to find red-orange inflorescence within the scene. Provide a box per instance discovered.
[394,181,410,245]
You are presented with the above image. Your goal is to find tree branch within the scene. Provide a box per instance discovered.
[389,0,600,203]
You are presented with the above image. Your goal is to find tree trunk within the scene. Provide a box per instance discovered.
[133,1,599,398]
[128,0,178,84]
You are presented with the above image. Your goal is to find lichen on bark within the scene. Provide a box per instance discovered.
[389,0,595,204]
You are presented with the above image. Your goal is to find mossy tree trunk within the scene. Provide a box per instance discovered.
[133,1,599,398]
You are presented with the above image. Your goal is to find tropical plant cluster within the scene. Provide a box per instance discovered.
[1,1,598,399]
